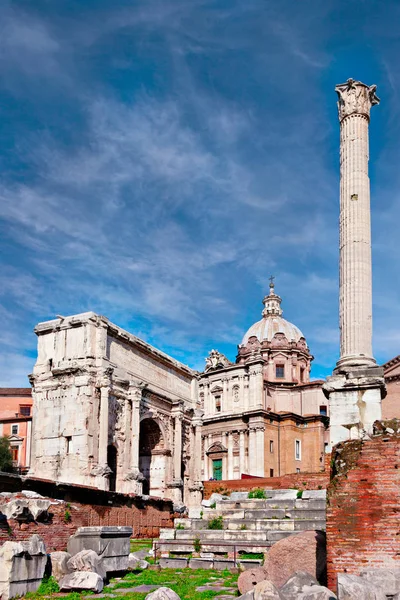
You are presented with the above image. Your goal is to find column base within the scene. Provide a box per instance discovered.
[323,365,386,447]
[187,481,203,507]
[335,355,377,370]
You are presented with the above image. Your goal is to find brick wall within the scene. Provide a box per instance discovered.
[203,466,330,498]
[326,424,400,591]
[0,472,174,551]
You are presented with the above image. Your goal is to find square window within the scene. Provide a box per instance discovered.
[296,467,300,474]
[19,405,31,416]
[270,468,274,478]
[11,425,18,435]
[215,396,221,413]
[319,405,327,416]
[276,365,285,378]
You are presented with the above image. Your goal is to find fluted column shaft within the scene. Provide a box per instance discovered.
[339,113,374,366]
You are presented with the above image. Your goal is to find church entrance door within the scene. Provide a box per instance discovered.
[213,459,222,480]
[139,419,168,497]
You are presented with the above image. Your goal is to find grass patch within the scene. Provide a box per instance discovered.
[248,488,266,499]
[106,567,239,600]
[130,539,153,553]
[238,552,264,561]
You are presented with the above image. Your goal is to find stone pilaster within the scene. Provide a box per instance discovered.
[323,79,385,445]
[166,404,184,503]
[187,409,204,506]
[227,432,234,480]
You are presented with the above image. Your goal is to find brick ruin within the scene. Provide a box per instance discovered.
[0,473,174,552]
[326,420,400,590]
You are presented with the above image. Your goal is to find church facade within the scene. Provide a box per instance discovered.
[199,281,328,481]
[28,281,329,503]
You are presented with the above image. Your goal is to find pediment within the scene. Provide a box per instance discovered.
[206,442,227,454]
[8,435,23,443]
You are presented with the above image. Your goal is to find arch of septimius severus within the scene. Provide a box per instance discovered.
[28,79,386,504]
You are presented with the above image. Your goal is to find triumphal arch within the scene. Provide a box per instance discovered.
[28,312,203,506]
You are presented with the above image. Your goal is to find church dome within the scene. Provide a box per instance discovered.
[241,280,305,345]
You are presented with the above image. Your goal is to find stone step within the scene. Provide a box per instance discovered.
[214,498,326,511]
[243,508,325,520]
[172,517,325,532]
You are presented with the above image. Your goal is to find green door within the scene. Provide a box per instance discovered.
[213,459,222,481]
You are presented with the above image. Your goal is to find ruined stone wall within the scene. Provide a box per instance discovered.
[203,470,329,498]
[0,473,174,551]
[326,423,400,591]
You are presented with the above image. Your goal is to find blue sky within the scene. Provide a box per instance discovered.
[1,0,400,385]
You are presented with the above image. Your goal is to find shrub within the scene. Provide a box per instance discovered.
[210,502,216,509]
[248,488,266,499]
[64,509,71,523]
[0,437,13,473]
[176,523,184,530]
[193,537,202,553]
[296,490,303,499]
[208,516,224,530]
[240,524,247,530]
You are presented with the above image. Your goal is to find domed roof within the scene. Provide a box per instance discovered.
[241,279,305,345]
[241,316,304,345]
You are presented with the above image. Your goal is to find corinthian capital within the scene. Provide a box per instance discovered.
[335,78,380,122]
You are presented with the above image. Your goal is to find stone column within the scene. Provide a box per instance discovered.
[187,411,204,506]
[255,426,265,477]
[227,432,234,480]
[239,430,246,477]
[122,381,146,494]
[92,368,113,490]
[323,79,386,445]
[248,427,257,476]
[124,396,132,474]
[203,436,209,481]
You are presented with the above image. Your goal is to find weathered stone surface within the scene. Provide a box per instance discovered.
[237,591,255,600]
[202,493,227,508]
[280,571,319,599]
[1,498,51,521]
[0,534,47,600]
[67,526,132,573]
[298,585,337,599]
[67,549,106,580]
[50,551,71,582]
[238,567,269,594]
[60,571,104,593]
[253,580,284,600]
[230,492,249,501]
[337,574,386,600]
[360,568,400,596]
[265,530,326,589]
[128,553,149,570]
[145,586,181,600]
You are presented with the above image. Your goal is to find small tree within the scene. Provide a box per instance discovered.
[0,437,14,472]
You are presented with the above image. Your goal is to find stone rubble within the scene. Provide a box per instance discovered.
[337,574,386,600]
[59,571,104,593]
[67,548,107,580]
[50,551,72,582]
[0,534,47,600]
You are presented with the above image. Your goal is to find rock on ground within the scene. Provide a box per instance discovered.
[237,591,255,600]
[202,493,228,508]
[128,553,149,570]
[280,571,319,599]
[0,534,47,600]
[298,585,337,599]
[238,567,269,594]
[360,568,400,596]
[337,574,386,600]
[265,530,326,589]
[67,549,106,580]
[59,571,104,593]
[145,586,181,600]
[253,580,284,600]
[50,551,71,583]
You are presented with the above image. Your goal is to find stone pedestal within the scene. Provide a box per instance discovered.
[324,366,385,444]
[67,526,132,574]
